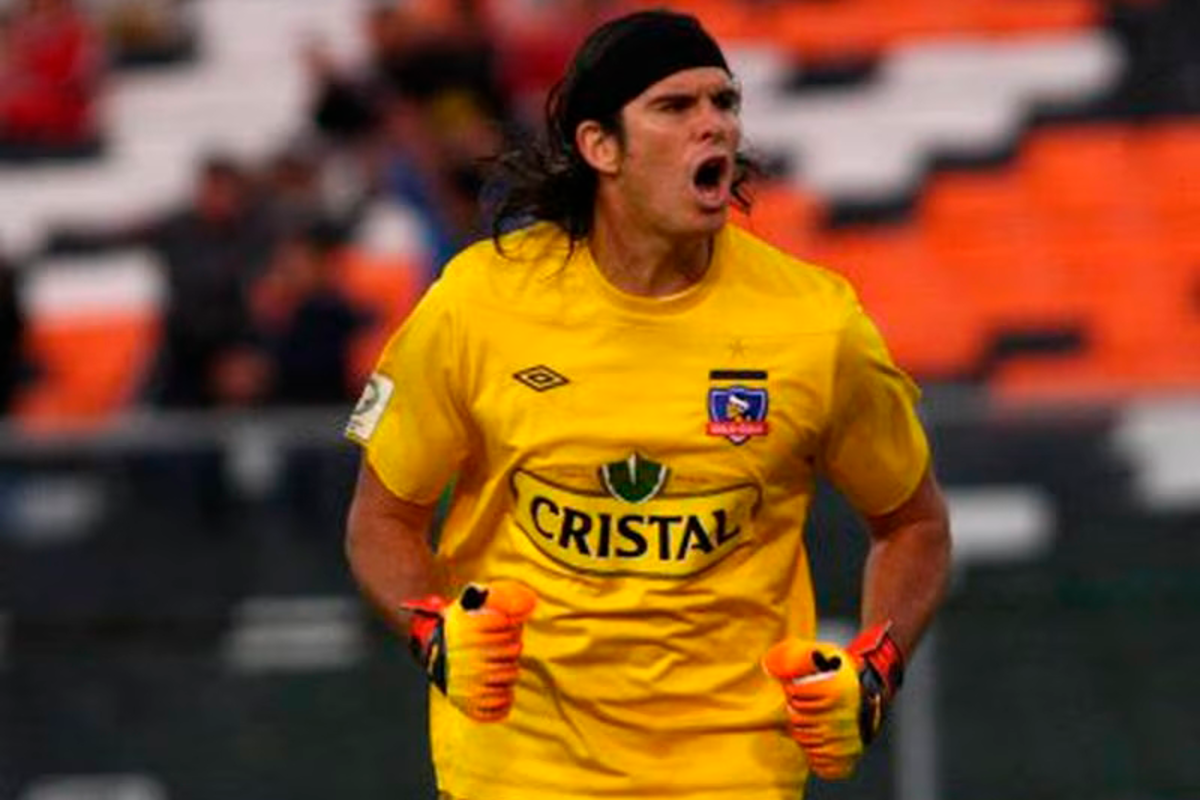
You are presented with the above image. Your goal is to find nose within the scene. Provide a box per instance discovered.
[697,99,738,144]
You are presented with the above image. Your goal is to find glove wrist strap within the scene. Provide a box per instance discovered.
[401,595,448,692]
[848,621,905,744]
[848,621,905,700]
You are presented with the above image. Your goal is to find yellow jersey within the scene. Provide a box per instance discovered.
[348,222,930,800]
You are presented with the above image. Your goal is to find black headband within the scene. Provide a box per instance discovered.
[561,11,729,147]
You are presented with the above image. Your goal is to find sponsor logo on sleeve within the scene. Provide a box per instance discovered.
[345,373,395,442]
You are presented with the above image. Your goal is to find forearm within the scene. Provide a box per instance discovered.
[861,519,950,658]
[344,462,443,637]
[861,471,952,658]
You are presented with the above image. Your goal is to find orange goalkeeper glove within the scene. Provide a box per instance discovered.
[762,622,905,780]
[402,580,537,722]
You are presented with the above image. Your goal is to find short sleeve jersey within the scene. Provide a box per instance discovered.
[347,222,930,800]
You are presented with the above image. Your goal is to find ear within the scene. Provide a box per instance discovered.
[575,120,621,176]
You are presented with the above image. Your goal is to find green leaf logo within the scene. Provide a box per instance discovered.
[599,453,668,504]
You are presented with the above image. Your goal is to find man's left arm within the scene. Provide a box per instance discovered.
[764,467,951,780]
[861,466,951,658]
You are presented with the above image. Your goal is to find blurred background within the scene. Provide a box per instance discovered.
[0,0,1197,798]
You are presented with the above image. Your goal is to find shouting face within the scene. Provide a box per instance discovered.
[585,66,743,240]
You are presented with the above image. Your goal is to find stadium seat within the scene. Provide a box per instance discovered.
[11,249,162,428]
[973,0,1098,36]
[1139,122,1200,268]
[739,182,820,258]
[1019,126,1145,220]
[632,0,1103,60]
[333,249,423,386]
[618,0,766,42]
[13,312,159,428]
[993,342,1200,403]
[808,228,987,378]
[772,2,893,62]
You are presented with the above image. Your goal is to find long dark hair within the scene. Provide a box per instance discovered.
[483,15,760,252]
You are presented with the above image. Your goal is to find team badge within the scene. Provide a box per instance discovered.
[706,385,769,444]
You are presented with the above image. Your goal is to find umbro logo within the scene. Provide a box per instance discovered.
[513,365,569,392]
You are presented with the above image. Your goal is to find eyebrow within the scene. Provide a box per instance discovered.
[649,85,741,106]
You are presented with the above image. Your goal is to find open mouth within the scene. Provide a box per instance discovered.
[692,155,731,208]
[694,155,728,191]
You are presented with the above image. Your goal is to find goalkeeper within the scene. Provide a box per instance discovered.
[344,8,952,800]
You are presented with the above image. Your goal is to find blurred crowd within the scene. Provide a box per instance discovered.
[0,0,104,151]
[0,0,618,418]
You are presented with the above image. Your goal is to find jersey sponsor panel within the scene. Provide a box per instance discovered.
[510,460,761,578]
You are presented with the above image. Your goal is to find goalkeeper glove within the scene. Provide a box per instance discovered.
[762,622,905,780]
[402,580,537,722]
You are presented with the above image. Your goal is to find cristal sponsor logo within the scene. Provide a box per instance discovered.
[510,454,760,578]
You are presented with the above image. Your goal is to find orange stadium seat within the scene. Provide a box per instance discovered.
[739,182,821,259]
[1139,121,1200,202]
[919,167,1088,332]
[1138,122,1200,268]
[921,172,1031,229]
[980,121,1200,402]
[13,312,159,429]
[627,0,1102,59]
[887,0,974,42]
[334,248,423,386]
[992,256,1200,402]
[808,227,988,377]
[771,4,890,61]
[992,348,1200,404]
[617,0,767,42]
[1020,127,1147,219]
[10,250,423,431]
[972,0,1099,36]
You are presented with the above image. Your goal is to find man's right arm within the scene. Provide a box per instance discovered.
[344,458,441,637]
[344,458,537,721]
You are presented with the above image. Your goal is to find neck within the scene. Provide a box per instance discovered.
[588,205,714,298]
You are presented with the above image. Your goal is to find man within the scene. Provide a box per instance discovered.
[344,10,951,800]
[48,153,278,408]
[0,0,104,149]
[0,248,28,411]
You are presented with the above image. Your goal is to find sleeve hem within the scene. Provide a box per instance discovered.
[361,445,448,507]
[863,446,931,519]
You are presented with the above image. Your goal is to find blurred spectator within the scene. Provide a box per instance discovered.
[261,138,340,230]
[252,220,371,407]
[1108,0,1200,115]
[47,153,279,409]
[482,0,611,125]
[382,2,507,123]
[0,249,29,412]
[0,0,104,151]
[305,1,507,143]
[377,84,501,277]
[92,0,197,67]
[303,1,511,279]
[259,135,377,242]
[303,3,393,145]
